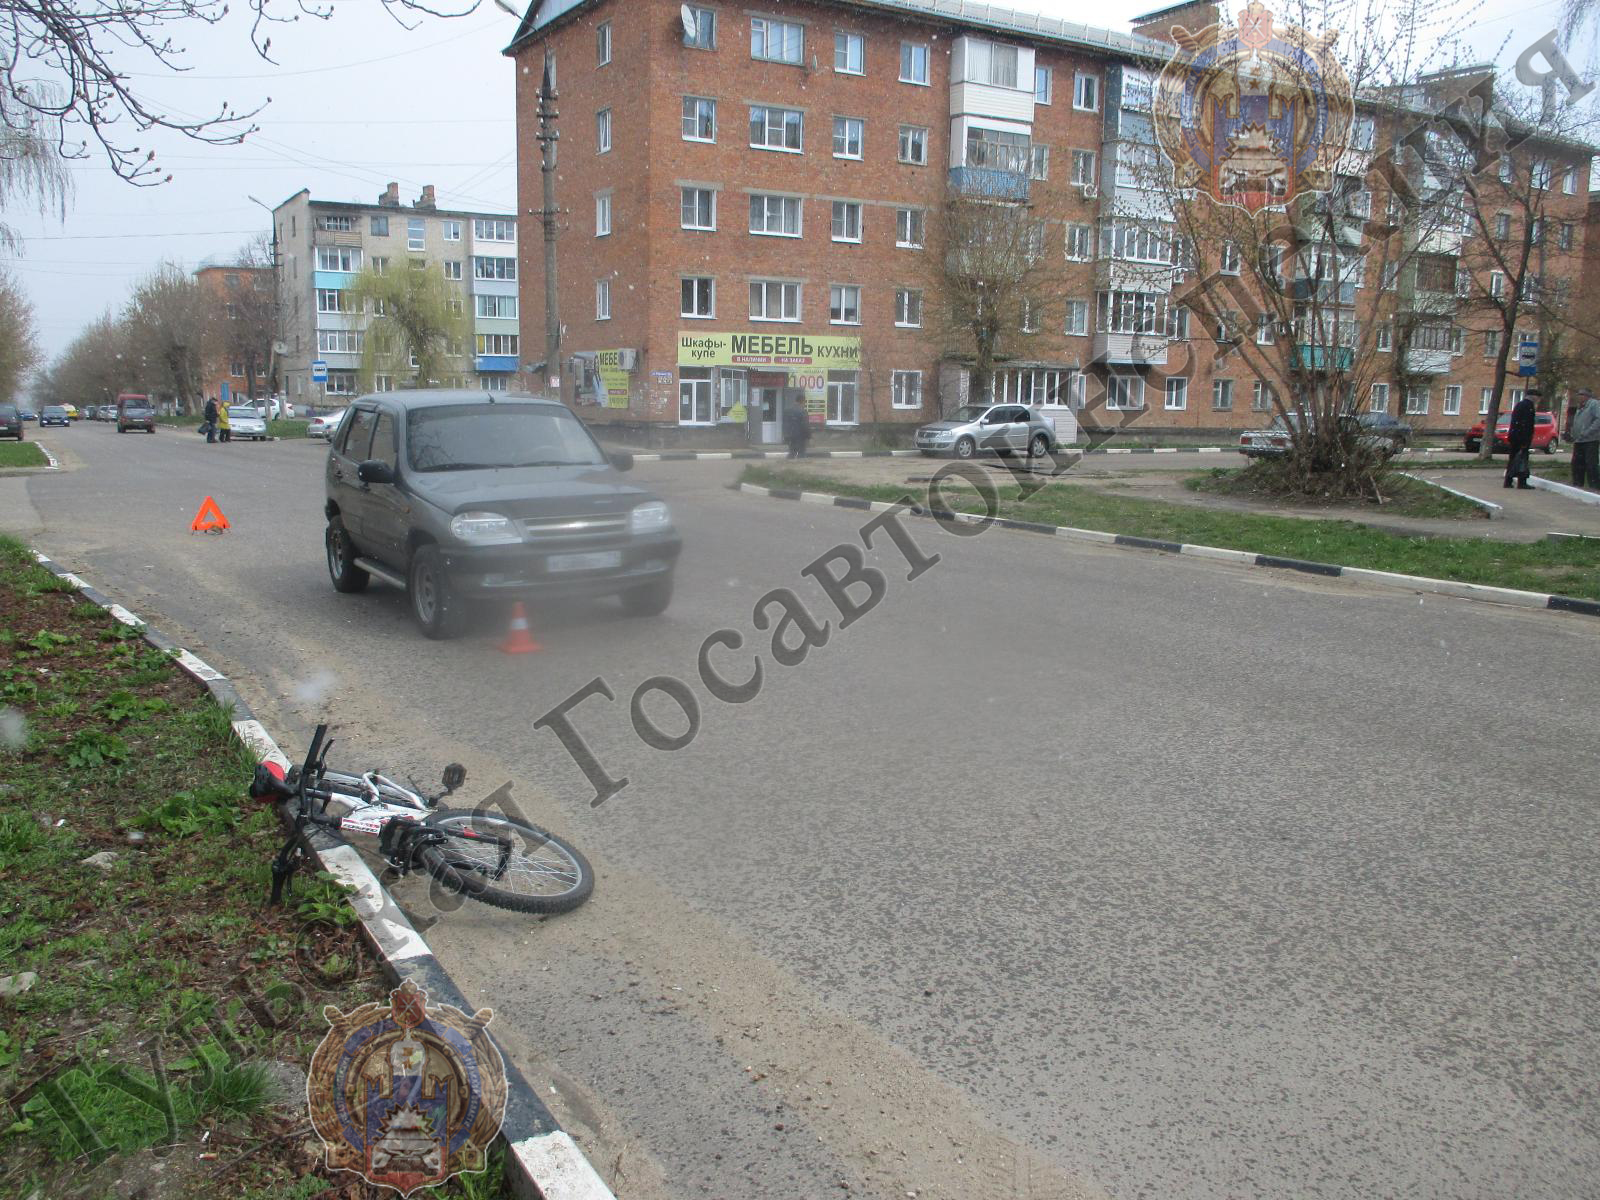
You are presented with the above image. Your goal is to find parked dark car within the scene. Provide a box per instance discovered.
[1355,412,1413,451]
[0,404,22,440]
[116,395,156,434]
[40,406,69,427]
[323,391,682,638]
[1463,411,1559,453]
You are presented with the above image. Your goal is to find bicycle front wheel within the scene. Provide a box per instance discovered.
[420,809,594,915]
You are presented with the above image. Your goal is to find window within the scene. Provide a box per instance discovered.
[595,278,611,320]
[1255,313,1275,345]
[1074,72,1099,111]
[1030,145,1050,180]
[369,215,389,236]
[1105,375,1143,409]
[442,260,463,280]
[1252,381,1274,412]
[442,220,461,241]
[831,200,862,242]
[596,108,612,153]
[316,214,353,232]
[895,288,923,327]
[1020,300,1039,333]
[826,370,859,424]
[473,256,516,280]
[596,21,611,66]
[900,41,929,84]
[316,245,360,272]
[681,276,715,318]
[898,125,928,164]
[476,294,518,319]
[481,375,509,393]
[475,333,519,356]
[965,126,1030,172]
[1065,298,1088,335]
[1120,68,1154,111]
[315,288,348,313]
[1405,386,1429,415]
[1212,379,1233,410]
[1035,65,1053,104]
[1560,222,1575,251]
[750,279,800,321]
[1564,166,1578,194]
[1486,329,1500,358]
[1532,158,1552,189]
[835,31,863,73]
[896,208,925,247]
[683,96,716,142]
[1219,241,1240,274]
[829,284,861,325]
[446,297,463,316]
[407,256,427,272]
[965,39,1018,88]
[1071,149,1096,185]
[751,16,803,64]
[683,5,715,49]
[1350,115,1375,150]
[750,105,803,151]
[681,187,716,230]
[680,368,714,424]
[371,256,389,275]
[325,371,358,397]
[891,370,922,409]
[1164,378,1188,410]
[406,218,425,251]
[1444,384,1462,416]
[1490,271,1505,299]
[373,375,394,393]
[750,193,802,236]
[474,218,515,242]
[1065,223,1093,260]
[1167,306,1190,339]
[1480,387,1493,414]
[1369,382,1389,413]
[1449,326,1464,355]
[1499,153,1513,183]
[833,116,864,159]
[1494,212,1511,240]
[595,193,611,237]
[1100,220,1172,263]
[1097,290,1167,334]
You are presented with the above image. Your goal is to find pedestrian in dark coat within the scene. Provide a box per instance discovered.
[203,396,219,444]
[783,397,811,459]
[1504,389,1537,488]
[1566,389,1600,489]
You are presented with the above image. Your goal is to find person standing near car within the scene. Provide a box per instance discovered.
[203,395,219,443]
[1567,388,1600,489]
[1504,388,1537,488]
[217,400,231,443]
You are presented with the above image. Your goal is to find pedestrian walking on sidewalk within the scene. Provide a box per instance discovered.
[203,395,219,444]
[1504,389,1536,489]
[1566,389,1600,489]
[783,397,811,460]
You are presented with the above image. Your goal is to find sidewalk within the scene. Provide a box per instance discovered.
[1403,466,1600,540]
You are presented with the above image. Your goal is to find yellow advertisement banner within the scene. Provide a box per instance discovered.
[597,349,631,409]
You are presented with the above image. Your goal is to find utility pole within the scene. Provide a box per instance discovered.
[535,47,561,401]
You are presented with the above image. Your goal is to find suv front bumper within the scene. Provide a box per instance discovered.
[439,531,682,599]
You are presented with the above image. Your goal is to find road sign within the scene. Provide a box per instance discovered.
[1517,337,1538,377]
[311,359,328,383]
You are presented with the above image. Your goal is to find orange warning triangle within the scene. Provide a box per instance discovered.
[191,496,230,533]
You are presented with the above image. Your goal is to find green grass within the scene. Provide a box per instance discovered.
[1185,465,1484,518]
[0,442,47,468]
[742,464,1600,600]
[266,418,308,439]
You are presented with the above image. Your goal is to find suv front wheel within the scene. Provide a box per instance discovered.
[408,545,461,638]
[620,576,673,617]
[326,518,370,594]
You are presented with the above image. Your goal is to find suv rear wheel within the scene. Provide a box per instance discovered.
[409,545,461,638]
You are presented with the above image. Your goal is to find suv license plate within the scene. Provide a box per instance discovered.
[547,551,622,573]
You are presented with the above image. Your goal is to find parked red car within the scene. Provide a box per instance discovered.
[1463,411,1560,453]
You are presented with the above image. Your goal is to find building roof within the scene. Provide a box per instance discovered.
[507,0,1168,60]
[272,194,513,220]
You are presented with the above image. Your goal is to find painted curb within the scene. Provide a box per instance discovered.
[1529,475,1600,507]
[27,550,617,1200]
[1396,472,1503,518]
[734,483,1600,620]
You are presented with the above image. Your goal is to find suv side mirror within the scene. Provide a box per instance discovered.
[609,451,634,472]
[357,459,395,485]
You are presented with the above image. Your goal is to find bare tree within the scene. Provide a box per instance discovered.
[0,0,482,183]
[0,266,38,401]
[35,312,137,409]
[125,263,215,413]
[220,235,277,401]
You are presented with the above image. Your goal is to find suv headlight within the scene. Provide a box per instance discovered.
[449,511,521,545]
[630,501,671,535]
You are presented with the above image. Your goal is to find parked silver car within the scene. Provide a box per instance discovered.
[227,405,269,441]
[915,403,1057,459]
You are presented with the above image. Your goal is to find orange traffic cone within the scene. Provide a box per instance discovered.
[499,601,542,654]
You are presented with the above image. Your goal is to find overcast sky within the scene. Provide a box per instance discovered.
[4,0,1579,369]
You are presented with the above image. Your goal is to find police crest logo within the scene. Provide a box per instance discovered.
[1154,1,1354,215]
[307,979,508,1195]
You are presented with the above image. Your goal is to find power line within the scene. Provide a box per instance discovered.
[21,230,263,240]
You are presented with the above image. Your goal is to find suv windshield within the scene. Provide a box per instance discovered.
[406,403,606,472]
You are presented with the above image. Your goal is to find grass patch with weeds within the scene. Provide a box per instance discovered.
[1185,462,1486,519]
[742,464,1600,601]
[0,534,516,1199]
[266,419,309,440]
[0,442,48,469]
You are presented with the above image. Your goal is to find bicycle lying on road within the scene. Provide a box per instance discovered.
[250,723,594,915]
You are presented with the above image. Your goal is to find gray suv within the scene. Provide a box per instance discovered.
[323,390,682,638]
[915,404,1057,459]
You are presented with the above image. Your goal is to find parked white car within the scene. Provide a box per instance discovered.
[306,410,347,440]
[270,397,295,420]
[227,405,269,441]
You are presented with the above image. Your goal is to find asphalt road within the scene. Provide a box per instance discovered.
[6,423,1600,1200]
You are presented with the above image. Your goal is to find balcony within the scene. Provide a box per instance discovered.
[1398,289,1458,317]
[476,354,518,373]
[1290,344,1356,373]
[312,228,362,248]
[1096,259,1175,293]
[1413,225,1464,255]
[947,167,1030,201]
[1404,348,1452,374]
[1093,331,1167,365]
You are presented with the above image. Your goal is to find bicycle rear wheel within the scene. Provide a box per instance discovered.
[420,809,593,915]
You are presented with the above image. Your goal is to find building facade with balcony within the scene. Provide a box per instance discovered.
[506,0,1594,444]
[271,184,521,406]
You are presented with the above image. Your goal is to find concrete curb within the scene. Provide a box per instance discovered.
[1529,475,1600,507]
[28,550,617,1200]
[734,483,1600,620]
[1396,471,1503,518]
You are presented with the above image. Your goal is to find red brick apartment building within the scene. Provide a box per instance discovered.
[506,0,1595,446]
